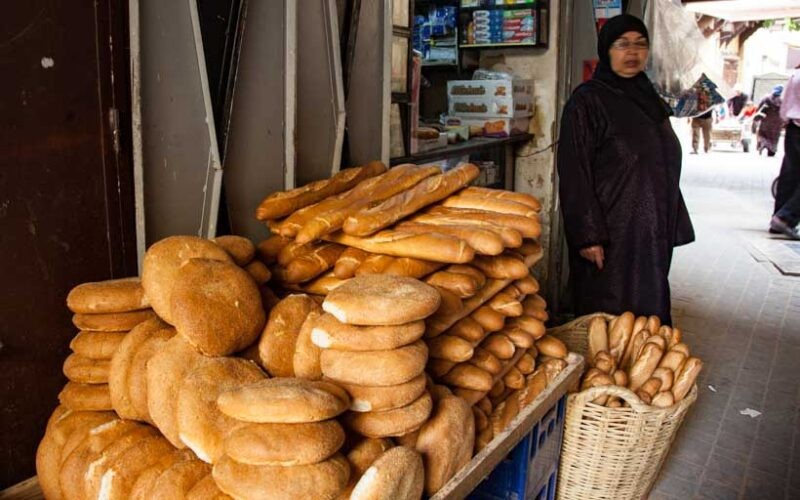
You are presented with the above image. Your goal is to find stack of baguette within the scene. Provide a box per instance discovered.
[579,313,703,407]
[211,378,352,499]
[59,278,154,413]
[315,276,439,440]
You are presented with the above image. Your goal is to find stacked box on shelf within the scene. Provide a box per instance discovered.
[446,79,534,137]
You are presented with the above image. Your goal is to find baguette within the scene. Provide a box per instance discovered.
[295,164,440,243]
[487,293,523,317]
[621,330,648,370]
[444,265,487,288]
[607,400,623,408]
[327,230,474,264]
[394,222,504,256]
[425,279,510,338]
[503,367,525,390]
[354,254,395,276]
[446,317,486,343]
[441,194,539,218]
[475,425,494,453]
[520,370,547,406]
[671,343,690,358]
[278,202,317,237]
[423,206,542,239]
[245,260,272,285]
[672,357,702,402]
[256,161,386,220]
[639,377,663,398]
[257,235,292,264]
[651,367,674,392]
[593,351,616,375]
[442,364,494,392]
[452,387,486,407]
[632,316,648,335]
[477,397,493,416]
[460,186,542,211]
[628,344,663,392]
[515,353,536,375]
[343,164,480,236]
[410,213,524,249]
[513,276,539,295]
[645,316,661,336]
[658,350,687,373]
[644,335,667,351]
[428,359,456,379]
[506,315,546,339]
[481,334,516,360]
[469,348,503,375]
[427,335,475,363]
[471,306,506,333]
[587,316,609,364]
[265,219,282,234]
[541,358,567,384]
[652,391,675,408]
[581,373,614,406]
[301,272,348,296]
[635,390,653,405]
[473,406,489,432]
[535,336,568,359]
[612,369,629,388]
[382,258,444,278]
[425,271,480,299]
[284,244,346,283]
[668,327,682,349]
[470,255,529,280]
[435,288,465,322]
[488,380,506,399]
[522,303,548,322]
[522,294,547,311]
[278,241,315,267]
[608,312,634,363]
[504,328,535,349]
[333,248,370,279]
[658,325,673,347]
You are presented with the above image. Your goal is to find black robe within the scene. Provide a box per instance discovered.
[557,79,695,325]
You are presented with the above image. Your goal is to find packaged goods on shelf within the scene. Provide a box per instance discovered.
[448,95,534,119]
[444,115,531,138]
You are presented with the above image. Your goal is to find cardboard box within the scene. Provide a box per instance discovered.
[448,95,533,118]
[447,79,534,100]
[443,116,531,138]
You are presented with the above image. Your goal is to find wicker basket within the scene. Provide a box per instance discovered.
[549,314,698,500]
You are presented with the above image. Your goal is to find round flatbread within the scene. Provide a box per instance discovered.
[343,392,433,439]
[129,449,197,500]
[224,420,345,466]
[217,378,349,424]
[351,446,424,500]
[311,313,425,352]
[186,474,232,500]
[70,331,127,360]
[63,353,110,384]
[322,275,441,326]
[212,453,350,500]
[213,235,256,266]
[346,438,394,477]
[259,294,320,377]
[66,277,149,314]
[97,434,176,500]
[71,309,157,332]
[148,457,212,500]
[141,235,232,323]
[176,357,266,463]
[170,258,265,356]
[335,373,427,413]
[320,341,428,387]
[58,382,113,411]
[83,425,160,498]
[127,327,176,423]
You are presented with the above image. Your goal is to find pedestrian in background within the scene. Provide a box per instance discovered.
[557,14,694,325]
[727,84,748,117]
[690,107,713,154]
[755,85,784,157]
[772,74,800,239]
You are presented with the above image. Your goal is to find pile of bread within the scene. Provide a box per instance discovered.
[578,313,703,407]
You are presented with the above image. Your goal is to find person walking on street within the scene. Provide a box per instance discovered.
[690,108,713,154]
[557,14,695,325]
[772,73,800,238]
[727,85,748,117]
[755,85,784,157]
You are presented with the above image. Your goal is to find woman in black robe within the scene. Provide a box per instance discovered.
[557,15,695,325]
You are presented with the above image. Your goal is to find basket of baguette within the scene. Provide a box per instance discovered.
[549,313,701,500]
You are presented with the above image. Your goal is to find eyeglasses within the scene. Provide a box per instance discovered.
[610,40,649,51]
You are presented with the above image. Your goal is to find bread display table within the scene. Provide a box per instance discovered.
[431,352,584,500]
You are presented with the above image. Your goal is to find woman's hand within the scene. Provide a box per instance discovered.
[580,245,605,270]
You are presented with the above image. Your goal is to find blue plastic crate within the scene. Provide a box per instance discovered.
[469,395,567,500]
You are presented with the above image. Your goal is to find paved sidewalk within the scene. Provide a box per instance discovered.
[650,140,800,499]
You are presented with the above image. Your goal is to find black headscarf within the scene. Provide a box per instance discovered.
[592,14,672,122]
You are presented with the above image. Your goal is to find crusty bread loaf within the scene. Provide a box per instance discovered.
[171,258,266,356]
[344,392,433,438]
[612,369,629,388]
[382,257,444,278]
[441,193,539,218]
[311,313,424,352]
[350,446,425,500]
[224,420,344,466]
[670,342,690,357]
[652,391,675,408]
[128,329,176,425]
[651,367,674,392]
[504,328,535,349]
[541,358,568,384]
[513,275,539,295]
[70,331,126,360]
[609,312,634,363]
[354,254,396,276]
[639,377,663,398]
[426,271,481,298]
[632,316,648,335]
[321,341,428,386]
[147,456,212,499]
[299,272,349,296]
[333,247,370,279]
[672,357,702,402]
[259,294,320,377]
[256,161,386,220]
[323,275,441,326]
[141,236,233,323]
[629,344,664,392]
[296,164,441,244]
[395,221,504,256]
[67,277,149,314]
[427,334,475,363]
[593,351,616,375]
[442,364,493,391]
[414,393,474,495]
[256,235,292,264]
[507,315,546,339]
[347,437,395,476]
[587,316,609,364]
[471,306,506,333]
[428,358,456,378]
[470,255,529,280]
[481,333,516,360]
[645,334,667,351]
[336,373,427,413]
[488,293,523,317]
[185,475,231,500]
[217,378,349,423]
[213,235,256,266]
[460,186,542,211]
[293,311,325,380]
[176,357,266,463]
[470,348,503,375]
[85,425,162,498]
[129,449,198,500]
[284,243,347,283]
[422,206,541,239]
[72,309,156,332]
[411,212,523,248]
[447,317,486,342]
[96,434,176,500]
[503,367,525,390]
[621,330,648,370]
[343,164,480,236]
[515,353,536,375]
[446,264,487,287]
[645,316,661,336]
[244,260,272,285]
[328,230,475,264]
[277,240,315,267]
[535,336,568,359]
[473,406,489,432]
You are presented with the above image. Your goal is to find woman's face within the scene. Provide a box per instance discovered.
[609,31,649,78]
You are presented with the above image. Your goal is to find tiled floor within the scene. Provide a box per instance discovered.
[650,132,800,499]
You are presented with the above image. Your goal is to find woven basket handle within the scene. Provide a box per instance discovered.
[573,385,651,412]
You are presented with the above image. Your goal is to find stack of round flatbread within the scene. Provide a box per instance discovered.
[212,378,352,499]
[60,277,155,412]
[312,276,439,439]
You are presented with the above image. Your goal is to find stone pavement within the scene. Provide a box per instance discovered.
[649,130,800,499]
